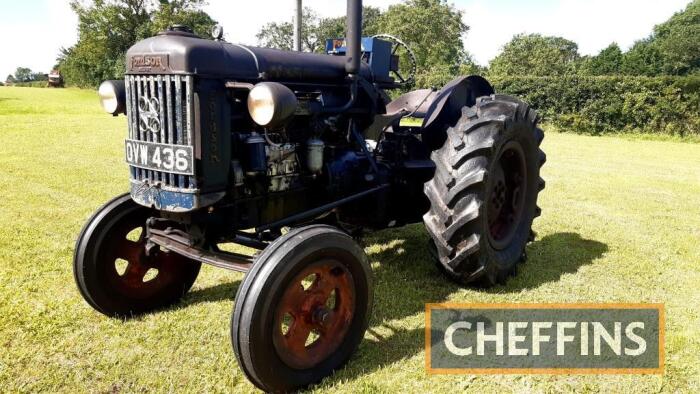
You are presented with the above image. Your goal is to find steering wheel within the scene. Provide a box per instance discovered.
[373,34,417,87]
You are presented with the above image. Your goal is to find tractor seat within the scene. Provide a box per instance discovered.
[385,89,437,118]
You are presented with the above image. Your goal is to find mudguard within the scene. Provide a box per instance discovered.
[417,75,494,150]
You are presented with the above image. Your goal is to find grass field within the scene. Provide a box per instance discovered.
[1,86,699,393]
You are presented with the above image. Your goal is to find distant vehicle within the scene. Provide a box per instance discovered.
[48,70,63,87]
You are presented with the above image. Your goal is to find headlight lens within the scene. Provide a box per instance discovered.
[247,82,297,128]
[248,84,276,126]
[98,80,125,115]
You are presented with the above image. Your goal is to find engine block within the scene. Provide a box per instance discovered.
[266,144,299,193]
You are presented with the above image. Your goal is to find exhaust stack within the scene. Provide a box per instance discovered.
[345,0,362,75]
[294,0,302,51]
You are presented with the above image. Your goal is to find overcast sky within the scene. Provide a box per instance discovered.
[0,0,691,81]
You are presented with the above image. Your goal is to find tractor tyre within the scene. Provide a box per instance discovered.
[232,225,373,393]
[73,194,201,317]
[423,95,546,286]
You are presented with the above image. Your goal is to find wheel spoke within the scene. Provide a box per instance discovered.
[280,283,306,316]
[285,320,312,352]
[310,265,343,304]
[271,258,356,370]
[122,260,149,283]
[394,71,406,83]
[116,239,142,262]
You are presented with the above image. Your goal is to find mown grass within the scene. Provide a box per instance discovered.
[1,86,699,393]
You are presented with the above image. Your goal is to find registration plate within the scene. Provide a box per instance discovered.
[125,139,194,175]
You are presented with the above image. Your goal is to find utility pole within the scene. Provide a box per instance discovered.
[294,0,303,51]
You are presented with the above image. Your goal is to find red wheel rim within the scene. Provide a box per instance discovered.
[101,214,185,299]
[272,260,356,370]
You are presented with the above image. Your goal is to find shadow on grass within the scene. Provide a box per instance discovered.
[161,226,606,387]
[99,279,242,319]
[321,227,607,386]
[489,232,608,293]
[182,280,242,306]
[175,231,606,313]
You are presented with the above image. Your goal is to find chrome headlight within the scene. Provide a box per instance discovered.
[98,80,126,116]
[247,82,298,128]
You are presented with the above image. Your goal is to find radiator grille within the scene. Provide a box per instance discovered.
[125,75,197,190]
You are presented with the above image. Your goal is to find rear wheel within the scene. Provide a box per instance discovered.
[73,194,201,317]
[423,95,546,286]
[232,225,373,392]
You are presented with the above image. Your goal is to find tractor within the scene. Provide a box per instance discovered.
[48,69,63,88]
[74,0,545,391]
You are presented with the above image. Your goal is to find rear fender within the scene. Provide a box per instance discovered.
[419,75,494,151]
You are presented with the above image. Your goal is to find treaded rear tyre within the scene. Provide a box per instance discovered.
[423,94,546,286]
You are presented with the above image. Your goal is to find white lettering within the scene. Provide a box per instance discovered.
[477,322,504,356]
[162,148,174,170]
[444,322,472,356]
[152,148,161,167]
[175,149,189,172]
[593,322,622,355]
[532,322,552,356]
[139,145,148,165]
[508,322,529,355]
[625,322,646,356]
[438,319,647,359]
[581,321,589,356]
[556,322,577,355]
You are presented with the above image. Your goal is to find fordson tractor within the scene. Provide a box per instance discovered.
[74,0,545,391]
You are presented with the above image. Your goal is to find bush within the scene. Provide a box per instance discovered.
[490,76,700,137]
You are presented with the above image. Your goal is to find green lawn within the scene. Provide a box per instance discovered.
[1,86,699,393]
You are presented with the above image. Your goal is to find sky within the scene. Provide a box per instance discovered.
[0,0,692,81]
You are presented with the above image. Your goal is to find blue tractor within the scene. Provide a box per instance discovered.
[74,0,545,391]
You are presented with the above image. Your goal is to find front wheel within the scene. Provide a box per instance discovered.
[73,194,201,317]
[232,225,373,393]
[423,95,546,286]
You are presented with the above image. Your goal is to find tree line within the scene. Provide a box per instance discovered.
[6,0,698,136]
[5,67,49,84]
[256,0,479,88]
[489,0,699,78]
[41,0,698,88]
[256,0,699,137]
[56,0,216,88]
[254,0,700,83]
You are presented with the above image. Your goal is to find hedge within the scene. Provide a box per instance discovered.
[7,81,50,88]
[490,76,700,137]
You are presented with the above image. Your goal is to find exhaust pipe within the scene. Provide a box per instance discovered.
[294,0,302,51]
[345,0,362,75]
